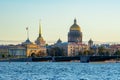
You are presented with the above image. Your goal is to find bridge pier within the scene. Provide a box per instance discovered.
[52,57,55,62]
[80,56,90,63]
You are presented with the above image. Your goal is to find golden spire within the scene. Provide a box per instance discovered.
[39,20,42,37]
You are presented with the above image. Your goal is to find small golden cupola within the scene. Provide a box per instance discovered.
[70,19,81,31]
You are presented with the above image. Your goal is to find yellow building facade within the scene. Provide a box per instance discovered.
[22,22,46,57]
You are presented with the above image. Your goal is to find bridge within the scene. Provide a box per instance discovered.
[0,55,120,62]
[32,55,120,63]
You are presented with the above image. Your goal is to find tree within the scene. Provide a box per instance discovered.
[114,50,120,55]
[98,46,106,55]
[49,47,65,56]
[8,54,11,57]
[2,54,5,58]
[78,51,83,56]
[46,44,48,47]
[88,49,95,56]
[50,48,56,56]
[83,50,89,55]
[105,51,110,56]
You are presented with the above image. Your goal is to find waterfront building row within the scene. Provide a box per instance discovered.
[0,19,120,58]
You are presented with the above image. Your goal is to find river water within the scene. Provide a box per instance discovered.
[0,62,120,80]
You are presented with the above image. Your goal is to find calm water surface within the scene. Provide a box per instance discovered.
[0,62,120,80]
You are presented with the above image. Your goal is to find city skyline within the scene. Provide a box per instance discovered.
[0,0,120,44]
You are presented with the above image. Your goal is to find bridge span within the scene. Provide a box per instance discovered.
[32,56,120,62]
[0,56,120,62]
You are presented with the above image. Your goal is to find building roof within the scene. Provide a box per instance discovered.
[0,45,9,49]
[22,39,32,45]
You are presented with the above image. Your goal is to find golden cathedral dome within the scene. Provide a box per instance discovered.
[70,19,81,31]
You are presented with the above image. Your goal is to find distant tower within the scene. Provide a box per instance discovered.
[68,19,82,43]
[88,38,93,49]
[35,21,46,47]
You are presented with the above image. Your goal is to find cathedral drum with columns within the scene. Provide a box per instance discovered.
[67,19,88,56]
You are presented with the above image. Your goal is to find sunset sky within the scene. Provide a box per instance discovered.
[0,0,120,44]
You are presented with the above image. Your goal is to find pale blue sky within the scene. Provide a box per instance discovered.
[0,0,120,44]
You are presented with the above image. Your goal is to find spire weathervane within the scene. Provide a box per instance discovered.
[26,27,29,40]
[74,18,77,24]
